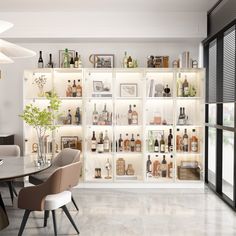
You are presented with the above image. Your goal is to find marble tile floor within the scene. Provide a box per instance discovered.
[1,187,236,236]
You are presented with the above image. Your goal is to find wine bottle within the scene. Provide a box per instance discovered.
[66,80,72,97]
[161,155,167,177]
[148,131,154,152]
[168,129,173,152]
[131,105,138,125]
[97,132,104,153]
[183,76,189,97]
[127,56,133,68]
[123,51,128,68]
[135,134,142,152]
[154,137,159,153]
[92,103,99,125]
[191,129,198,152]
[130,134,135,152]
[176,128,181,152]
[183,129,189,152]
[128,105,132,125]
[124,133,130,151]
[38,51,44,68]
[91,131,97,152]
[160,135,165,153]
[67,109,72,124]
[168,155,173,178]
[75,107,81,125]
[74,52,79,68]
[76,79,82,97]
[177,74,183,97]
[118,134,123,152]
[47,53,53,68]
[178,107,184,125]
[70,57,74,68]
[103,130,110,152]
[72,80,77,97]
[102,104,108,124]
[146,155,152,174]
[63,48,70,68]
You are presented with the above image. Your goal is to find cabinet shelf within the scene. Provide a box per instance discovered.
[116,97,143,100]
[176,97,202,100]
[146,97,173,100]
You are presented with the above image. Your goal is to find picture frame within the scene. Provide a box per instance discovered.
[61,136,78,150]
[148,130,164,141]
[90,54,114,68]
[120,83,138,97]
[93,81,104,92]
[59,50,75,68]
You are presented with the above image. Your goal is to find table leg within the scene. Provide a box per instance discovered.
[0,192,9,231]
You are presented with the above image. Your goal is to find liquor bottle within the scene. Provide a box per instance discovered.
[103,130,110,152]
[128,105,132,125]
[70,57,74,68]
[178,107,184,125]
[118,134,123,152]
[66,80,72,97]
[191,129,198,152]
[63,48,70,68]
[130,134,135,152]
[97,132,104,153]
[102,104,108,124]
[148,131,154,152]
[168,129,173,152]
[78,55,83,68]
[76,79,82,97]
[67,109,72,124]
[135,134,142,152]
[123,51,128,68]
[165,140,169,153]
[177,74,183,97]
[127,56,133,68]
[75,107,81,125]
[72,80,77,97]
[38,51,44,68]
[161,155,167,177]
[124,133,130,151]
[183,76,189,97]
[176,128,181,152]
[47,53,53,68]
[154,137,159,153]
[131,105,138,125]
[183,129,189,152]
[146,155,152,174]
[74,52,79,68]
[160,135,165,153]
[92,103,99,125]
[168,155,174,178]
[91,131,97,152]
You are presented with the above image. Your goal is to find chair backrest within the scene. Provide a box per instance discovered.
[0,145,20,157]
[53,148,80,167]
[47,161,82,194]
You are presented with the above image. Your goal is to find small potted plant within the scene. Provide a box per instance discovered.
[20,91,61,164]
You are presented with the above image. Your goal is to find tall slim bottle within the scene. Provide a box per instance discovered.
[103,130,110,152]
[128,105,132,125]
[92,103,99,125]
[91,131,97,152]
[38,51,44,68]
[130,134,135,152]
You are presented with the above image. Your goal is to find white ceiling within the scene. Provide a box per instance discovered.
[0,0,218,12]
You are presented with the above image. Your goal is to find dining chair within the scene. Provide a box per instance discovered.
[0,145,20,203]
[29,148,81,211]
[18,161,81,236]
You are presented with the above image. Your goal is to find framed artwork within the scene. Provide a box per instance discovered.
[120,83,138,97]
[59,50,75,68]
[89,54,114,68]
[61,136,78,150]
[148,130,164,141]
[93,81,104,92]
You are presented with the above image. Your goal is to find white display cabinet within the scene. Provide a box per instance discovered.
[23,68,205,187]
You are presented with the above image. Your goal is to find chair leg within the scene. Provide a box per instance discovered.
[6,181,14,204]
[18,210,31,236]
[43,210,50,227]
[61,205,80,234]
[71,196,79,211]
[51,210,57,236]
[12,183,18,197]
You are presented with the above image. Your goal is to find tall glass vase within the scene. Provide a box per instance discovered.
[37,135,46,165]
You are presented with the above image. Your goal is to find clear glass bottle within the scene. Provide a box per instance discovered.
[131,105,138,125]
[103,130,110,152]
[67,109,72,125]
[97,132,104,153]
[191,129,198,152]
[63,48,70,68]
[124,133,130,152]
[66,80,72,97]
[92,103,99,125]
[123,51,128,68]
[183,76,189,97]
[76,79,82,97]
[148,131,154,152]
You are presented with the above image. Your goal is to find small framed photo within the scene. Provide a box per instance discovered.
[61,136,78,150]
[120,83,138,97]
[148,130,164,140]
[93,54,114,68]
[93,81,104,92]
[59,50,75,68]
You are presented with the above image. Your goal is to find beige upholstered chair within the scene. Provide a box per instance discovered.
[29,148,81,210]
[0,145,20,203]
[18,161,82,236]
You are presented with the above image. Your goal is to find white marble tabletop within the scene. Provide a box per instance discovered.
[0,156,51,181]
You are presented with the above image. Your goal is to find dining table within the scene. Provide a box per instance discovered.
[0,156,51,231]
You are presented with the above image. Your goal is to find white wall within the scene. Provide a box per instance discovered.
[0,41,199,150]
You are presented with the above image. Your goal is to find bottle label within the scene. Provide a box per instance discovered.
[184,87,189,96]
[183,138,188,146]
[132,115,138,125]
[191,142,198,152]
[97,144,104,153]
[93,114,99,124]
[135,144,141,152]
[104,141,110,151]
[91,141,97,150]
[154,146,159,152]
[160,144,165,152]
